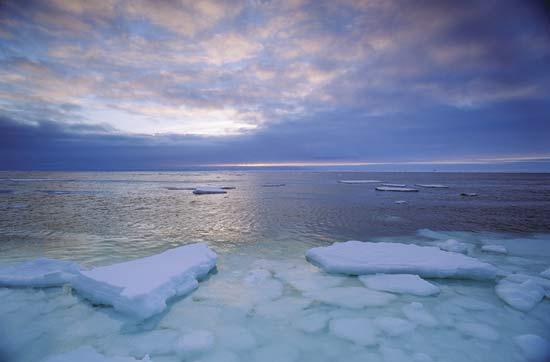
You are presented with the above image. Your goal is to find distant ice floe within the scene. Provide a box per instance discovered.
[0,243,217,319]
[375,186,419,192]
[482,245,508,254]
[461,192,478,197]
[416,184,449,188]
[437,239,470,254]
[193,187,227,195]
[338,180,382,184]
[306,240,498,279]
[261,183,285,187]
[381,183,406,187]
[42,346,150,362]
[359,274,440,296]
[394,200,407,204]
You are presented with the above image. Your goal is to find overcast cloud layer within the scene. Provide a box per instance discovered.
[1,0,549,170]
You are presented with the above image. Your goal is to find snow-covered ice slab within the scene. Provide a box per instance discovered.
[359,274,440,296]
[481,245,507,254]
[375,186,418,192]
[73,243,217,319]
[193,187,227,195]
[42,346,150,362]
[0,258,81,287]
[306,241,498,280]
[437,239,469,254]
[381,183,406,187]
[339,180,382,184]
[415,184,449,188]
[305,286,395,309]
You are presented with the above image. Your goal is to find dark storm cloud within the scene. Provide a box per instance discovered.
[0,0,549,169]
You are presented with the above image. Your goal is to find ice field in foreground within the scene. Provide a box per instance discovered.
[0,231,549,362]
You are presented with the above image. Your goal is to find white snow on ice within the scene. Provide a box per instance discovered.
[359,274,440,296]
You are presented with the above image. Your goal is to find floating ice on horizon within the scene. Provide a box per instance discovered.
[395,200,407,204]
[514,334,550,362]
[0,258,81,287]
[73,243,217,319]
[359,274,440,296]
[261,183,286,187]
[193,187,227,195]
[41,346,150,362]
[437,239,469,254]
[495,278,545,311]
[306,240,498,280]
[339,180,382,184]
[305,286,396,309]
[375,186,419,192]
[482,245,508,254]
[416,184,449,188]
[382,183,407,187]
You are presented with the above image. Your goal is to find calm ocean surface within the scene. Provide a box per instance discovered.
[1,171,549,265]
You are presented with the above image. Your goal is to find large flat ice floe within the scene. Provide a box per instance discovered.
[359,274,440,296]
[73,243,217,319]
[192,186,227,195]
[375,186,419,192]
[306,240,498,280]
[338,180,382,184]
[0,258,81,287]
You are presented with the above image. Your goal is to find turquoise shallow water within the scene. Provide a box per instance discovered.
[0,171,549,361]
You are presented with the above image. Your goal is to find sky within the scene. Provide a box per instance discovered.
[0,0,549,171]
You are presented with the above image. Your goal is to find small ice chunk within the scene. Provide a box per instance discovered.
[437,239,469,254]
[359,274,440,296]
[374,317,416,336]
[292,312,330,333]
[541,268,550,279]
[495,278,545,311]
[416,184,448,188]
[254,297,311,319]
[305,287,395,309]
[375,186,419,192]
[481,245,508,254]
[402,302,438,327]
[252,343,299,362]
[193,187,227,195]
[176,330,215,357]
[41,346,149,362]
[73,243,217,319]
[261,183,285,187]
[514,334,550,361]
[382,183,406,187]
[395,200,407,204]
[339,180,382,184]
[0,258,80,287]
[329,318,379,346]
[456,322,499,341]
[306,241,498,280]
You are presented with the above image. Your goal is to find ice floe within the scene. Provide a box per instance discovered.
[437,239,469,254]
[394,200,407,204]
[541,268,550,279]
[514,334,550,361]
[306,240,498,279]
[375,186,419,192]
[455,322,499,341]
[329,317,379,346]
[495,277,545,311]
[193,187,227,195]
[381,183,406,187]
[0,258,81,287]
[401,302,439,327]
[359,274,440,296]
[73,243,217,318]
[338,180,382,184]
[482,244,508,254]
[176,330,215,357]
[261,183,285,187]
[41,346,150,362]
[416,184,449,188]
[461,192,478,197]
[305,286,396,309]
[374,317,416,336]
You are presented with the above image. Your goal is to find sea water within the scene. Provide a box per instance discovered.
[0,171,549,361]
